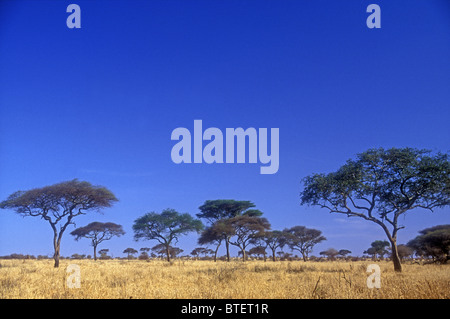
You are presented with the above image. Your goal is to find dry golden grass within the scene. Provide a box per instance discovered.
[0,259,448,299]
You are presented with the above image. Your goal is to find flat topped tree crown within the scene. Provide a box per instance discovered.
[0,179,118,267]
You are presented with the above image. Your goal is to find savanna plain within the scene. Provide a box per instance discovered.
[1,259,448,299]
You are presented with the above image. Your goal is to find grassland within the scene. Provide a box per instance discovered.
[0,259,448,299]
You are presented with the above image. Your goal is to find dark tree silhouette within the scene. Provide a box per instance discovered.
[364,240,390,260]
[408,224,450,263]
[123,247,138,260]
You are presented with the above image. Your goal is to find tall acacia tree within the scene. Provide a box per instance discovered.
[70,222,125,261]
[0,179,118,267]
[133,209,203,262]
[300,147,450,272]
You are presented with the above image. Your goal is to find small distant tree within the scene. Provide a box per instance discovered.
[139,247,150,260]
[70,222,125,261]
[71,253,86,259]
[0,179,118,267]
[364,240,390,260]
[133,209,203,262]
[319,248,339,260]
[397,244,414,262]
[98,249,110,259]
[191,247,206,259]
[123,248,138,260]
[284,226,326,262]
[338,249,352,258]
[248,246,267,260]
[203,249,214,258]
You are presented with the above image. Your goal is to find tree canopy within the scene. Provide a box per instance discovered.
[133,208,203,261]
[284,226,326,262]
[407,224,450,263]
[70,221,125,261]
[300,147,450,271]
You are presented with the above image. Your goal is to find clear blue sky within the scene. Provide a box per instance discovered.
[0,0,449,258]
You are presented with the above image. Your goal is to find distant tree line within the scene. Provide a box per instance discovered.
[1,147,449,273]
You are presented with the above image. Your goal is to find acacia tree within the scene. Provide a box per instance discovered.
[248,246,267,260]
[133,209,203,262]
[319,248,339,260]
[0,179,118,267]
[151,244,183,259]
[197,221,233,262]
[364,240,390,260]
[70,222,125,261]
[284,226,326,262]
[300,147,450,272]
[407,224,450,263]
[197,200,256,261]
[253,230,289,262]
[123,248,138,260]
[226,214,271,261]
[338,249,352,258]
[98,249,110,259]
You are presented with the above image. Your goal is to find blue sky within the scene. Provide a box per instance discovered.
[0,0,449,258]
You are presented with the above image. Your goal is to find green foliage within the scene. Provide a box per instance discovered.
[364,240,390,258]
[284,226,326,261]
[197,200,256,222]
[407,224,450,263]
[300,147,450,271]
[0,179,118,267]
[300,148,450,218]
[70,222,125,242]
[133,208,203,261]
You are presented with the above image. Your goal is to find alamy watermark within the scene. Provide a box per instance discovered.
[170,120,279,174]
[366,264,381,289]
[66,264,81,289]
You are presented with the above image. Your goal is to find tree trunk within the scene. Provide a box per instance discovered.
[213,242,221,262]
[165,245,171,262]
[54,249,60,268]
[271,248,276,262]
[52,228,60,268]
[378,222,403,272]
[391,242,402,272]
[93,244,97,261]
[302,253,307,262]
[225,238,230,262]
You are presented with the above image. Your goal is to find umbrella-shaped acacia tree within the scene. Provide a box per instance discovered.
[70,222,125,261]
[0,179,118,267]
